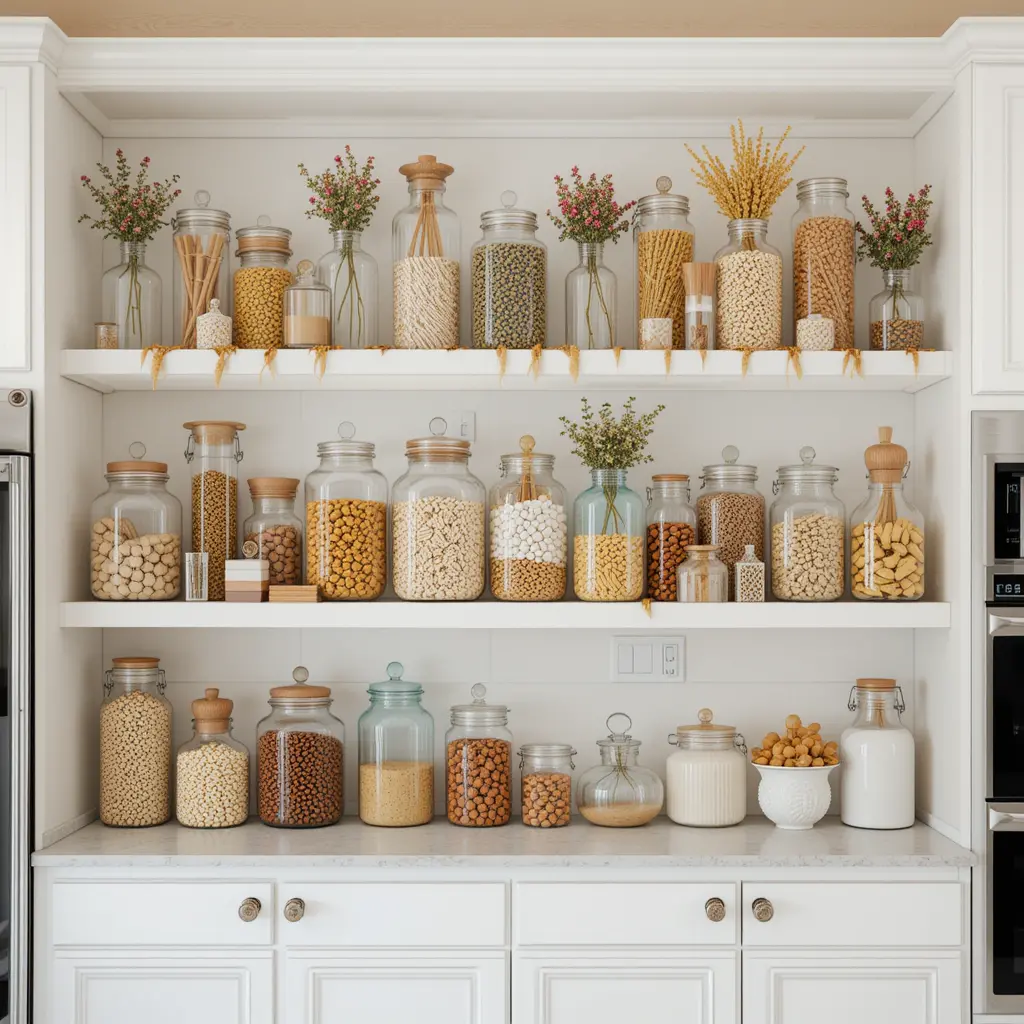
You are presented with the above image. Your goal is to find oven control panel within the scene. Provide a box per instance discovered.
[993,462,1024,561]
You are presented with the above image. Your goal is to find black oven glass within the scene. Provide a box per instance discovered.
[993,831,1024,993]
[994,463,1024,561]
[993,635,1024,799]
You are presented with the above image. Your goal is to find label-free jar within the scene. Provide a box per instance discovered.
[666,708,747,827]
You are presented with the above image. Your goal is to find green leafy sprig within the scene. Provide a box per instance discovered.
[559,397,664,471]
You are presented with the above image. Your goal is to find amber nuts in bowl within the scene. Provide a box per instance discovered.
[749,714,839,768]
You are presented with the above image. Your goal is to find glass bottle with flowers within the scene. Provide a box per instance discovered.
[548,168,635,350]
[856,185,933,350]
[299,147,382,349]
[560,396,664,601]
[79,151,180,350]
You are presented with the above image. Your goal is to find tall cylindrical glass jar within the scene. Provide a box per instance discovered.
[566,242,616,350]
[243,477,302,587]
[317,229,379,348]
[446,684,512,827]
[183,421,245,602]
[233,219,293,350]
[304,423,388,601]
[869,269,925,350]
[472,191,547,350]
[489,435,568,601]
[172,190,231,348]
[392,432,485,601]
[573,468,644,601]
[634,176,694,350]
[646,474,696,602]
[519,744,575,828]
[770,446,846,602]
[392,155,460,349]
[666,708,747,827]
[791,178,855,350]
[284,259,331,348]
[358,662,434,827]
[101,242,162,350]
[100,657,172,827]
[714,219,783,350]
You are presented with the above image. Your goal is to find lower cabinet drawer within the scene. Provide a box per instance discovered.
[52,881,274,946]
[515,883,738,946]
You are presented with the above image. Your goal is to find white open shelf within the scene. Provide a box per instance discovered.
[59,600,951,630]
[60,348,953,394]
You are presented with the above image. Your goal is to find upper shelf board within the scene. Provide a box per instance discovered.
[60,348,952,394]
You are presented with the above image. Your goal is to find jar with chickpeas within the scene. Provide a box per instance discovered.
[519,744,575,828]
[304,422,388,601]
[646,474,696,601]
[233,217,293,350]
[446,684,512,827]
[243,477,302,586]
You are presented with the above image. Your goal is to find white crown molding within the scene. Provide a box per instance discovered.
[0,17,67,72]
[944,16,1024,71]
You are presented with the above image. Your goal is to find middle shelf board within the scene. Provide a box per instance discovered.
[60,600,952,629]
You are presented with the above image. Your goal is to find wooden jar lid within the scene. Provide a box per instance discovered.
[191,687,233,731]
[653,473,690,481]
[270,666,331,699]
[399,154,454,190]
[106,460,168,474]
[183,421,247,446]
[111,656,160,669]
[855,677,896,690]
[248,477,299,498]
[864,426,907,484]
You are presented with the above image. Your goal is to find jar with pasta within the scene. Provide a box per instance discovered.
[714,218,783,350]
[573,469,644,601]
[392,154,460,349]
[445,684,512,827]
[173,190,231,348]
[304,422,387,601]
[243,477,302,586]
[233,216,293,349]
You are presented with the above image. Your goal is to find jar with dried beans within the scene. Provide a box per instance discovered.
[243,477,302,586]
[446,684,512,827]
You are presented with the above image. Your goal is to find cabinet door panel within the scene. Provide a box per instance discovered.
[0,66,29,371]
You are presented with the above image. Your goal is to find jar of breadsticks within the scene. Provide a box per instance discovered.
[173,190,231,348]
[850,427,924,601]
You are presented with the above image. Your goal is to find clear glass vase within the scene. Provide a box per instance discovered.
[317,229,379,349]
[573,468,644,602]
[869,269,925,351]
[101,242,162,350]
[566,242,616,350]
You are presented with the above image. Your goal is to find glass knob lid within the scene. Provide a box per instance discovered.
[128,441,147,461]
[194,189,211,208]
[296,258,315,280]
[656,175,673,194]
[471,682,487,704]
[799,445,816,465]
[501,189,518,209]
[387,661,404,680]
[338,421,357,440]
[429,416,448,437]
[722,445,740,465]
[293,666,309,684]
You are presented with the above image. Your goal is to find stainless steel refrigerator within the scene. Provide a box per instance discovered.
[0,390,31,1024]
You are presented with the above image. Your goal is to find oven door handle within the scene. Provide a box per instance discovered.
[989,611,1024,636]
[989,804,1024,830]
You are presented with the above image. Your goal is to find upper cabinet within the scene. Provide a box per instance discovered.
[0,66,30,372]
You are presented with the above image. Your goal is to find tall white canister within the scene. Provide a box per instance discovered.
[666,708,747,827]
[840,678,915,829]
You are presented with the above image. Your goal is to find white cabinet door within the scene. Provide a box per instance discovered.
[974,63,1024,393]
[513,951,737,1024]
[0,66,29,371]
[284,952,507,1024]
[52,952,273,1024]
[743,950,963,1024]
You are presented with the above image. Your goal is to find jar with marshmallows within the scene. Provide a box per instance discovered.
[666,708,747,827]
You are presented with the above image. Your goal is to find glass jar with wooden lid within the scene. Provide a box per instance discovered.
[666,708,747,827]
[233,215,293,349]
[646,473,696,602]
[243,477,302,586]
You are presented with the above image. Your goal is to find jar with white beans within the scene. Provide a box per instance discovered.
[714,218,783,350]
[489,435,568,601]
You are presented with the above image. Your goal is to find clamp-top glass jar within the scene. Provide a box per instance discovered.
[646,474,696,601]
[317,227,379,349]
[100,657,172,827]
[173,190,231,348]
[577,713,664,827]
[256,667,345,828]
[284,259,331,348]
[489,435,568,601]
[666,709,747,827]
[233,216,293,350]
[770,446,846,602]
[392,424,486,601]
[89,444,182,601]
[446,684,512,827]
[393,154,460,349]
[184,421,245,602]
[573,469,645,602]
[714,219,783,350]
[358,662,434,827]
[243,477,302,586]
[519,744,575,828]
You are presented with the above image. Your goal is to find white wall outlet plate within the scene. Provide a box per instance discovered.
[610,635,686,682]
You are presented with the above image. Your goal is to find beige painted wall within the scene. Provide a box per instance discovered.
[1,0,1023,37]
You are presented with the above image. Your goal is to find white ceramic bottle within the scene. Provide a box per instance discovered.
[840,678,915,829]
[666,708,747,827]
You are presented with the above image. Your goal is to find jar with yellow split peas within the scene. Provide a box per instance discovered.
[233,217,293,350]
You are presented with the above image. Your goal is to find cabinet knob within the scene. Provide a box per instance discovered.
[704,897,726,922]
[284,897,306,923]
[752,897,774,922]
[238,897,262,922]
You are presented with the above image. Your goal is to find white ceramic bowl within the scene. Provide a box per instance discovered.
[753,763,837,830]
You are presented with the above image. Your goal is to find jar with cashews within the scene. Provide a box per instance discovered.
[233,216,294,350]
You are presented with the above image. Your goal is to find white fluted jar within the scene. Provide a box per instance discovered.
[666,708,747,827]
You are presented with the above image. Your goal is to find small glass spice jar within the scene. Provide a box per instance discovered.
[677,545,728,603]
[682,263,716,350]
[284,259,331,348]
[243,477,302,586]
[173,190,231,348]
[445,684,512,827]
[666,708,747,827]
[646,473,696,602]
[734,545,765,603]
[196,298,233,349]
[519,744,575,828]
[233,216,293,350]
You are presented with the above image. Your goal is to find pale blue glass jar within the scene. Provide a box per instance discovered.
[573,468,644,601]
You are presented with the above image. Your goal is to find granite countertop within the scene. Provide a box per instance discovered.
[33,817,975,868]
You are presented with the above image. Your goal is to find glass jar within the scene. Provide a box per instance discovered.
[840,678,915,829]
[566,242,617,350]
[89,445,182,601]
[175,687,249,829]
[573,468,644,601]
[304,422,388,601]
[682,263,717,351]
[489,435,567,601]
[358,662,434,827]
[392,427,486,601]
[714,219,783,350]
[100,657,172,827]
[317,230,379,349]
[676,545,728,603]
[851,427,924,600]
[666,708,747,827]
[471,190,546,350]
[243,477,302,586]
[770,446,846,602]
[519,744,575,828]
[577,713,664,827]
[445,684,512,827]
[101,242,162,350]
[183,421,245,602]
[256,666,344,828]
[284,259,331,348]
[233,218,293,350]
[792,177,856,349]
[173,190,231,348]
[646,474,696,602]
[393,154,460,349]
[869,269,925,351]
[634,176,694,350]
[196,298,233,350]
[696,446,765,599]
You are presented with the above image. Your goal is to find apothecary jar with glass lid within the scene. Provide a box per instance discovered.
[445,684,512,827]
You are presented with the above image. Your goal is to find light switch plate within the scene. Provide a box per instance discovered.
[610,635,686,682]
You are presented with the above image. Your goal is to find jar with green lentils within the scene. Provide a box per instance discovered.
[471,191,547,349]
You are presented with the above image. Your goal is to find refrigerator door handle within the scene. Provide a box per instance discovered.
[988,804,1024,831]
